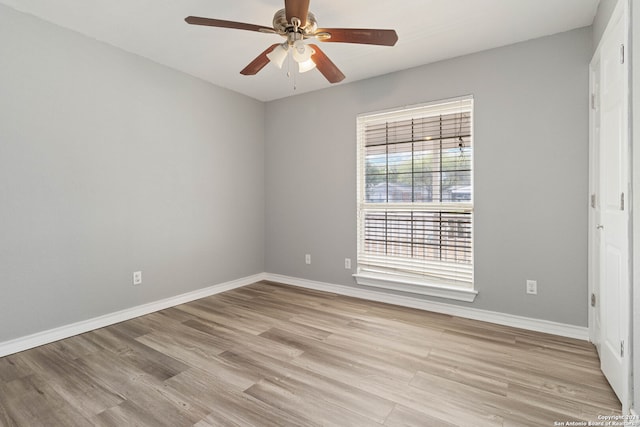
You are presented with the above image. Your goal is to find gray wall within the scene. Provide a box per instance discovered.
[0,3,595,343]
[265,27,592,326]
[593,0,620,48]
[0,5,265,342]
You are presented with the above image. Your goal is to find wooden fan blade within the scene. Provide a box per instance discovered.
[285,0,310,27]
[240,44,281,76]
[316,28,398,46]
[185,16,276,34]
[309,44,345,84]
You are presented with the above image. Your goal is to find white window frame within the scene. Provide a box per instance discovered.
[354,96,477,302]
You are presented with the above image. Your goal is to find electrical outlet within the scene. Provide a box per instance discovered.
[305,254,311,265]
[526,280,537,295]
[345,258,351,269]
[133,271,142,286]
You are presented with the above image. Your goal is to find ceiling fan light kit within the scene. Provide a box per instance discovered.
[185,0,398,84]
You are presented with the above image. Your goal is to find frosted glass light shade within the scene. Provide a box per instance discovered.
[298,58,316,73]
[266,44,288,69]
[292,40,312,63]
[294,42,316,73]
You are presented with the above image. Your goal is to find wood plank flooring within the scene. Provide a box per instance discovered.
[0,281,621,426]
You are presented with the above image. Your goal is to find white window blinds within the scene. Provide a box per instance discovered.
[356,97,474,289]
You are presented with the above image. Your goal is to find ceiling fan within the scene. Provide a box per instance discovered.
[185,0,398,84]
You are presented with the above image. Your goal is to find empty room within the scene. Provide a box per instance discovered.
[0,0,639,425]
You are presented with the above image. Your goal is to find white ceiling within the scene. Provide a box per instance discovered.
[0,0,599,102]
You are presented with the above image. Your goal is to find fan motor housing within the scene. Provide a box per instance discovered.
[272,9,317,35]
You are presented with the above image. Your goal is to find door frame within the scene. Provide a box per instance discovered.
[588,54,601,350]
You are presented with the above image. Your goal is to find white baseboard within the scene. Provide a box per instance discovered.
[0,271,589,358]
[0,273,266,358]
[264,273,589,341]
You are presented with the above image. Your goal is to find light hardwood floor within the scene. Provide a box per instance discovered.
[0,281,621,426]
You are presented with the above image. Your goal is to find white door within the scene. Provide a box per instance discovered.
[595,0,630,408]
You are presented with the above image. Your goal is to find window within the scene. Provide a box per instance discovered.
[355,97,477,302]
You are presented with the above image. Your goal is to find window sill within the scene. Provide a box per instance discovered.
[353,272,478,302]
